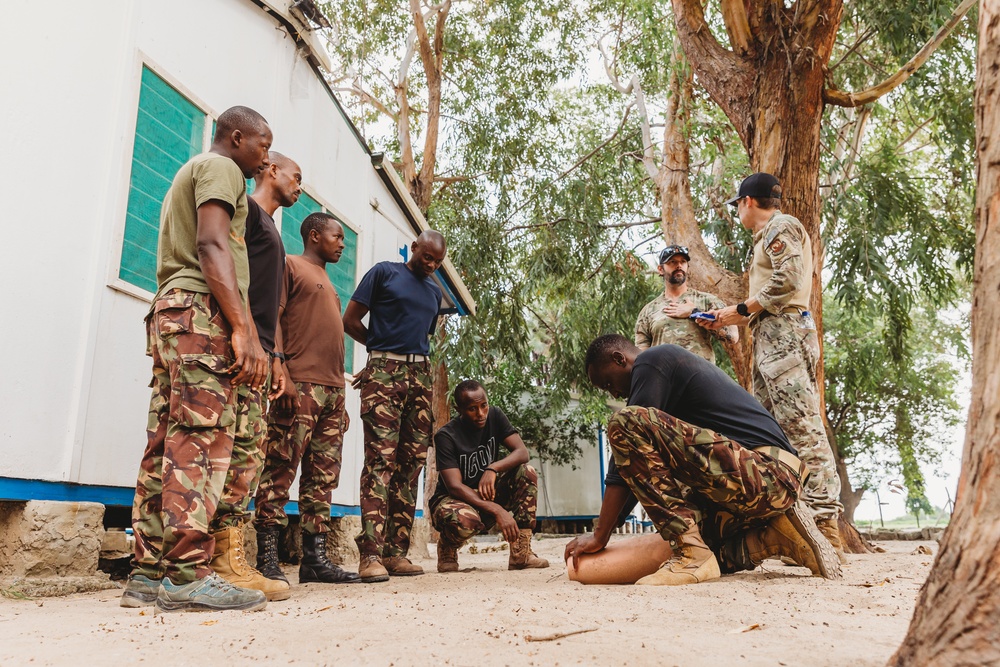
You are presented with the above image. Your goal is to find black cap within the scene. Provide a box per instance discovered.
[725,172,781,206]
[658,244,690,264]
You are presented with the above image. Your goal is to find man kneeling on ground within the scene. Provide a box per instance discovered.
[565,336,841,585]
[430,381,549,573]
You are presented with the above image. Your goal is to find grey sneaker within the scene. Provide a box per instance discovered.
[154,573,267,614]
[120,574,160,608]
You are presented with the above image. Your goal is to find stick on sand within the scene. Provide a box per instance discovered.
[524,627,599,642]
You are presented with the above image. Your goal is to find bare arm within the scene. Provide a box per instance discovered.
[477,433,530,502]
[343,300,370,346]
[196,200,267,388]
[563,484,631,568]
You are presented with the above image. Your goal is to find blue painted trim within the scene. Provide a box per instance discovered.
[0,478,406,518]
[434,268,469,316]
[0,478,136,505]
[399,245,409,261]
[598,425,606,499]
[536,515,599,521]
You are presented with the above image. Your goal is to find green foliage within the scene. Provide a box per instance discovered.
[824,296,966,514]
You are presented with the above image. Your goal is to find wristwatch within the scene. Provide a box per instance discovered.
[736,302,750,317]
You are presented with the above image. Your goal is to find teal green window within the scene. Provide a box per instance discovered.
[280,193,360,373]
[119,66,205,292]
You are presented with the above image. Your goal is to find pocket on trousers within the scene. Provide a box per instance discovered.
[153,291,195,339]
[170,354,235,429]
[756,347,801,382]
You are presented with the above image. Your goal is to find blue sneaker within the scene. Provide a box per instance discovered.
[120,574,160,608]
[154,573,267,614]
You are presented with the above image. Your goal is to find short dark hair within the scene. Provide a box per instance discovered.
[253,150,291,185]
[214,105,268,143]
[453,379,485,408]
[300,212,338,244]
[584,334,631,370]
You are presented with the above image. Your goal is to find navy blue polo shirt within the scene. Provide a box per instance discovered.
[350,261,443,355]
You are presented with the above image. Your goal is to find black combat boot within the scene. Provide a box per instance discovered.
[255,525,289,585]
[299,532,362,584]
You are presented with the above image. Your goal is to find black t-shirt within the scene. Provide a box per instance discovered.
[245,197,285,353]
[605,345,794,518]
[433,407,518,497]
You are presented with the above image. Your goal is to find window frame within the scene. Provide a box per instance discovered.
[107,54,217,303]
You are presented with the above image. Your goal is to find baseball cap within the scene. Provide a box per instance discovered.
[658,244,690,264]
[725,172,781,206]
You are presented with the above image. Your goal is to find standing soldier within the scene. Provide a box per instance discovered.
[635,244,738,362]
[706,172,847,564]
[253,212,362,586]
[207,152,303,602]
[120,106,273,612]
[343,231,446,582]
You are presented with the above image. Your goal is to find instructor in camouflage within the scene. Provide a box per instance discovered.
[634,244,738,363]
[343,230,446,582]
[565,335,841,586]
[121,106,273,613]
[705,172,847,564]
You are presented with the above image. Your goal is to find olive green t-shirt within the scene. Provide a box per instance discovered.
[154,152,250,302]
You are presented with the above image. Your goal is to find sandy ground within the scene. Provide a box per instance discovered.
[0,536,933,666]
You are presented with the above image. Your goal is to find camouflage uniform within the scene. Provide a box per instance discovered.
[429,464,538,548]
[132,289,250,584]
[355,357,433,558]
[254,382,347,534]
[749,212,843,522]
[634,289,733,363]
[606,405,802,573]
[211,376,269,530]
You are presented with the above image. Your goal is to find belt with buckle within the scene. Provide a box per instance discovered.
[753,445,810,483]
[369,350,428,363]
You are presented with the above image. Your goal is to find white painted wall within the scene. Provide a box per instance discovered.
[0,0,424,510]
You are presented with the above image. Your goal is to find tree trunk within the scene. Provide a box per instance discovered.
[889,3,1000,662]
[656,49,751,386]
[423,327,451,543]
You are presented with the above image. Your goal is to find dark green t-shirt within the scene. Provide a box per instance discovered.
[155,152,249,302]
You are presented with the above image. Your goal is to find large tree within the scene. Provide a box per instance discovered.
[889,0,1000,662]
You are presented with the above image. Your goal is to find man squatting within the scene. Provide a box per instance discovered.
[343,231,447,582]
[705,172,847,563]
[566,335,841,585]
[430,381,549,573]
[122,106,276,612]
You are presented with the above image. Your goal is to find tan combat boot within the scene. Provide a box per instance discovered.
[745,500,843,579]
[383,555,425,576]
[210,526,291,601]
[508,529,550,570]
[358,555,390,583]
[815,517,849,565]
[635,524,720,586]
[437,541,460,573]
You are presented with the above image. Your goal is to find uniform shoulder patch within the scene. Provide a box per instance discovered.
[768,238,786,254]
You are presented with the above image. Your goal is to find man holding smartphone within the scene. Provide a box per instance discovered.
[634,244,738,364]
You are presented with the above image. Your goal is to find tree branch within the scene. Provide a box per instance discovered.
[597,36,659,181]
[719,0,753,56]
[332,85,398,121]
[824,0,975,107]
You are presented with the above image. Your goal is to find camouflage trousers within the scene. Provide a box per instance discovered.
[606,406,802,571]
[210,369,269,531]
[429,464,539,548]
[254,382,347,535]
[355,357,433,558]
[752,314,843,521]
[131,289,257,584]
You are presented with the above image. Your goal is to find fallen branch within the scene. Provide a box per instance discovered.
[525,627,599,643]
